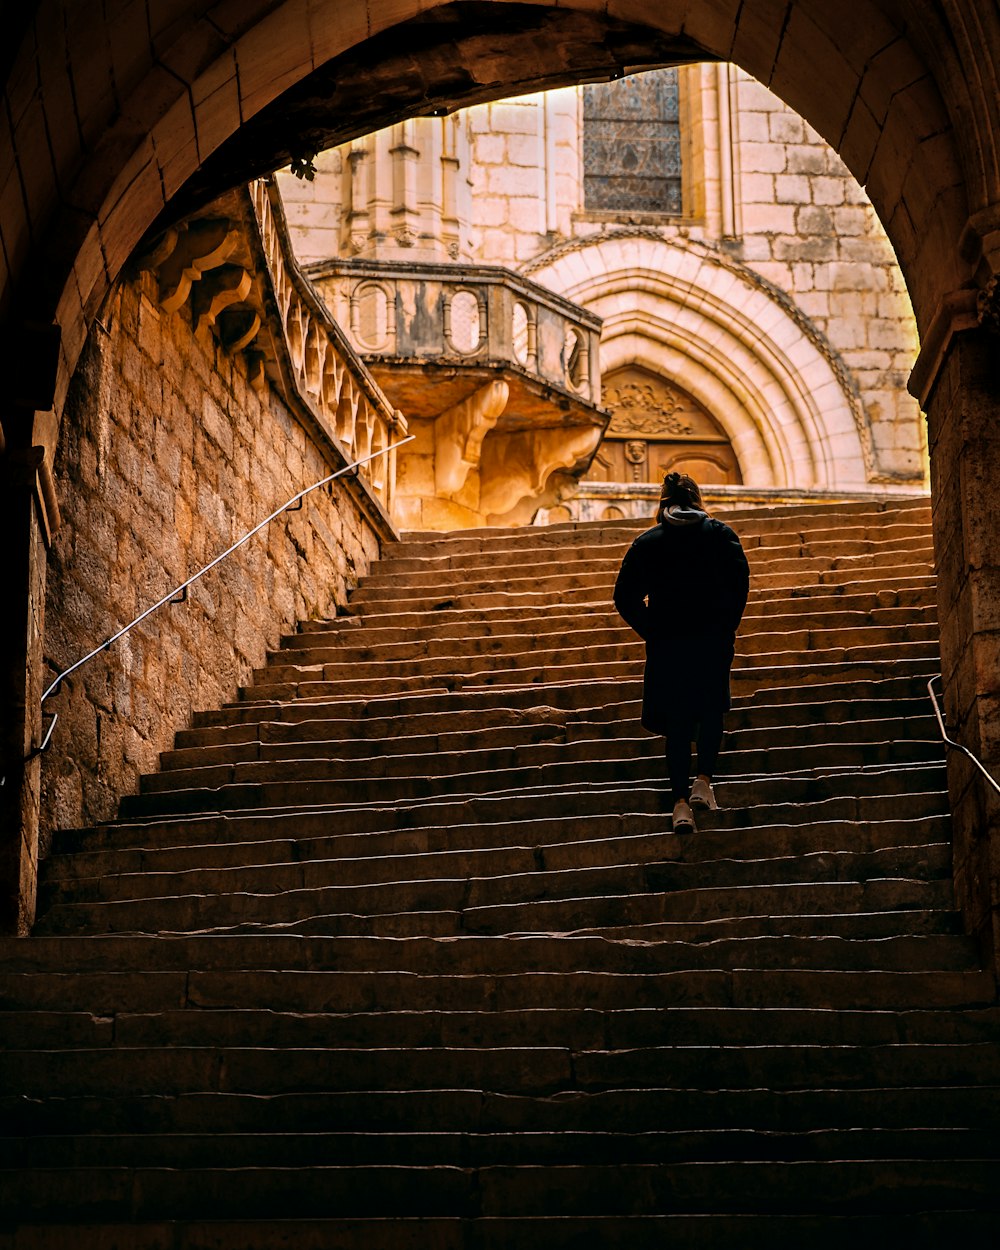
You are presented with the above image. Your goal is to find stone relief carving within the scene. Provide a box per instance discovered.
[604,378,694,436]
[624,439,647,463]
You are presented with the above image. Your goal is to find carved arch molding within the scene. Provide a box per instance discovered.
[524,229,917,491]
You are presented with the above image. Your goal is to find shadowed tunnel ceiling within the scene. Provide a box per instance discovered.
[159,4,709,230]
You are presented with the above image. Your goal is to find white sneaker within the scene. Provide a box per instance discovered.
[672,799,696,833]
[690,778,719,810]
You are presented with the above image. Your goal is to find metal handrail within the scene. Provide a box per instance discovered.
[28,437,414,762]
[927,674,1000,798]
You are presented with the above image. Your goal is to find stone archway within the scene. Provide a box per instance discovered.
[3,0,1000,959]
[589,366,744,489]
[525,230,898,490]
[1,0,988,411]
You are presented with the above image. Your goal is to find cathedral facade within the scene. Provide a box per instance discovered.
[278,64,926,527]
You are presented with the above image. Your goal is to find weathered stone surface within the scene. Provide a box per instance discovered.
[41,270,383,850]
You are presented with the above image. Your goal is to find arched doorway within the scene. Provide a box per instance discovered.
[587,367,742,487]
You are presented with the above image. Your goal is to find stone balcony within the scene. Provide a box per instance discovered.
[306,258,609,528]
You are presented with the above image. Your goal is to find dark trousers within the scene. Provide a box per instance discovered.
[664,710,725,802]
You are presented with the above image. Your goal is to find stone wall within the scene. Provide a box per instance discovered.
[276,148,348,263]
[925,329,1000,972]
[729,71,924,481]
[41,270,385,851]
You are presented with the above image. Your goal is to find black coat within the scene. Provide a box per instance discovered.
[614,516,750,734]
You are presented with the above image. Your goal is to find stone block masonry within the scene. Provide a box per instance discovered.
[732,71,925,481]
[41,271,384,851]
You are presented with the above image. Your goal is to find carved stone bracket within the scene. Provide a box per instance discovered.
[193,264,253,334]
[155,220,241,314]
[480,424,603,521]
[908,289,983,408]
[909,207,1000,402]
[217,308,262,355]
[434,379,509,497]
[138,181,406,514]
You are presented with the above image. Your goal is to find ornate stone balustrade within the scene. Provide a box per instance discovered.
[139,181,406,515]
[307,257,602,404]
[305,257,607,529]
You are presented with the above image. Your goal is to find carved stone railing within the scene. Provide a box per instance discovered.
[301,256,607,529]
[306,258,603,404]
[139,180,407,515]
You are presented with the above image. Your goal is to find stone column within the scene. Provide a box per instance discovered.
[0,418,49,934]
[924,325,1000,974]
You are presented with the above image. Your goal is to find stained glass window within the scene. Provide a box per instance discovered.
[582,69,682,214]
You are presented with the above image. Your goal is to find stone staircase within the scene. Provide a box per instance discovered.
[3,496,1000,1246]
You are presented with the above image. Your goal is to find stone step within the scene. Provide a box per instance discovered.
[276,609,938,667]
[0,1212,994,1250]
[196,669,936,731]
[116,743,948,820]
[76,785,951,872]
[160,710,939,776]
[8,963,995,1014]
[2,1123,997,1168]
[31,825,955,915]
[28,899,970,954]
[0,928,973,978]
[347,553,936,609]
[344,571,937,619]
[171,699,937,765]
[397,508,931,551]
[361,538,936,591]
[257,622,939,683]
[238,646,941,704]
[298,581,937,642]
[3,1079,990,1143]
[33,861,957,938]
[65,779,949,862]
[5,1042,1000,1101]
[1,1157,997,1224]
[7,994,1000,1051]
[284,602,937,657]
[379,522,935,575]
[143,725,944,798]
[52,790,955,870]
[37,834,953,913]
[396,499,931,554]
[176,685,935,750]
[41,813,951,891]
